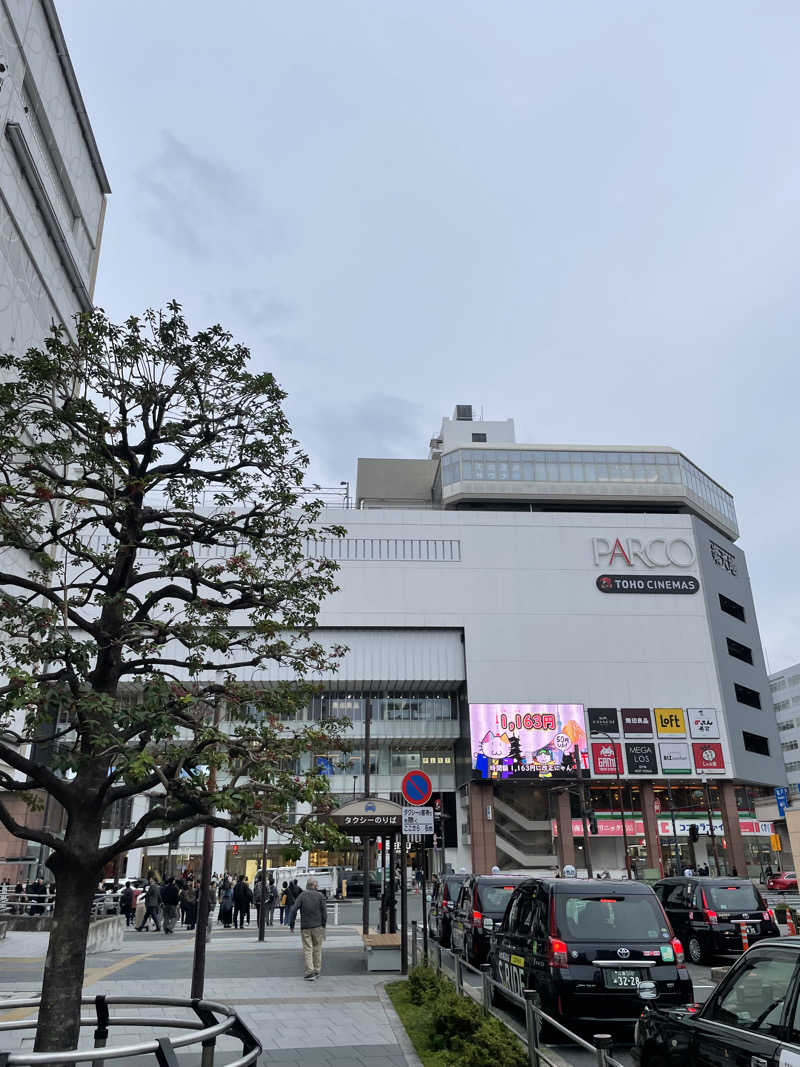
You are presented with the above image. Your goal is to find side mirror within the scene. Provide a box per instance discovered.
[638,981,658,1001]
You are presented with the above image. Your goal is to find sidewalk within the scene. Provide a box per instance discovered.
[0,925,421,1067]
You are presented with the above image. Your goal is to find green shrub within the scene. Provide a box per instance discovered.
[408,964,447,1006]
[454,1017,527,1067]
[429,988,482,1049]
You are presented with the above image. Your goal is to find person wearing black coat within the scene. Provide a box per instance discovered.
[232,875,253,929]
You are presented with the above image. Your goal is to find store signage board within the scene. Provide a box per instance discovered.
[591,741,624,775]
[587,708,619,735]
[554,816,773,838]
[693,742,725,773]
[655,708,686,736]
[329,797,403,832]
[659,742,691,775]
[470,703,588,780]
[776,787,789,818]
[621,708,653,736]
[596,574,699,595]
[688,709,720,739]
[625,742,658,775]
[403,806,434,835]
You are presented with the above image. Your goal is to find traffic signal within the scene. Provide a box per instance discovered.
[689,825,699,843]
[588,811,598,835]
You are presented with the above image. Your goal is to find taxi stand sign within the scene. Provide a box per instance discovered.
[402,806,434,835]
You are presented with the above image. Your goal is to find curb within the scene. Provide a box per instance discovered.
[374,979,424,1067]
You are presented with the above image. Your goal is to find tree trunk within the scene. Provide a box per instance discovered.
[34,851,100,1052]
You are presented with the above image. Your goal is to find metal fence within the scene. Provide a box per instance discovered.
[409,922,626,1067]
[0,994,260,1067]
[0,893,122,920]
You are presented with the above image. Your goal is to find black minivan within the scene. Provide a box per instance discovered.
[653,877,778,964]
[490,878,694,1024]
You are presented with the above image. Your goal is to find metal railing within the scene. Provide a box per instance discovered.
[410,921,625,1067]
[0,893,123,920]
[0,994,260,1067]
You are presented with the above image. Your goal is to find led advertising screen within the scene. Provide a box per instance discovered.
[470,703,588,780]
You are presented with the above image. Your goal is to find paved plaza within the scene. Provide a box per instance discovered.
[0,910,421,1067]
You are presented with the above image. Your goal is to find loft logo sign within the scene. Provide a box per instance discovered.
[591,537,695,569]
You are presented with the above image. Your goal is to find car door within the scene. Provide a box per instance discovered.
[451,882,470,953]
[493,888,531,1002]
[691,944,800,1067]
[663,882,690,943]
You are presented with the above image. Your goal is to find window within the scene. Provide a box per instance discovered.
[471,432,487,443]
[775,700,792,713]
[782,741,799,753]
[719,594,746,622]
[778,718,796,731]
[743,731,770,756]
[735,684,762,710]
[727,637,753,665]
[708,951,796,1035]
[793,696,800,707]
[790,674,800,688]
[666,884,690,907]
[770,677,787,693]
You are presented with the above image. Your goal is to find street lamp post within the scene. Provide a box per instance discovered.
[599,733,631,879]
[573,743,594,878]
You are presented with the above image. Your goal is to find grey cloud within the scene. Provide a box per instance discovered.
[291,393,429,488]
[136,133,285,259]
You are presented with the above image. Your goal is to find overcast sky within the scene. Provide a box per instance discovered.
[59,2,800,670]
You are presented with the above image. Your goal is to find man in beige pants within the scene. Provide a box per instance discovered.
[289,877,327,980]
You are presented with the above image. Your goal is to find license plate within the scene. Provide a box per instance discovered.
[746,925,759,936]
[604,969,643,988]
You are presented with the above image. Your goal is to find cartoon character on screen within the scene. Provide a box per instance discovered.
[476,730,510,777]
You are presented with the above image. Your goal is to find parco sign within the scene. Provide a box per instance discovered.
[591,536,695,569]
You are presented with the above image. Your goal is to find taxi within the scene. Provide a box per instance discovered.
[489,877,694,1024]
[634,938,800,1067]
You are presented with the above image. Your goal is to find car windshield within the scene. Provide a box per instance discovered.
[445,878,464,898]
[703,885,762,912]
[478,885,517,914]
[557,894,671,942]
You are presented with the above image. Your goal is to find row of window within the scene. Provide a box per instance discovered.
[305,538,462,562]
[440,448,737,525]
[782,740,800,753]
[778,716,796,730]
[718,594,766,719]
[305,694,458,723]
[770,672,800,694]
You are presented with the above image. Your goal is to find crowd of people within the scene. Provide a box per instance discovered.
[0,877,52,914]
[123,871,310,932]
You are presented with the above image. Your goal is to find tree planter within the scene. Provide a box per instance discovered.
[0,994,261,1067]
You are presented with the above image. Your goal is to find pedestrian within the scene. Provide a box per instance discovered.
[161,877,180,934]
[120,881,135,926]
[136,878,162,931]
[253,877,263,926]
[183,881,198,930]
[218,878,233,928]
[266,878,276,926]
[232,875,250,929]
[289,877,327,981]
[179,880,188,926]
[279,881,289,924]
[284,879,300,925]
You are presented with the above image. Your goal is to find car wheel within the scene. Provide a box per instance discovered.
[687,936,704,964]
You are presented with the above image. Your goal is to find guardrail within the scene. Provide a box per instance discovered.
[409,921,625,1067]
[0,893,122,920]
[0,994,260,1067]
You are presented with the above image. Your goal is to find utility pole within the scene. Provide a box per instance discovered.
[573,743,594,878]
[600,733,631,879]
[257,817,268,942]
[191,694,221,998]
[362,699,372,935]
[666,781,681,875]
[703,778,722,876]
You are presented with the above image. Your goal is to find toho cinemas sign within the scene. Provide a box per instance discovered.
[591,536,696,569]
